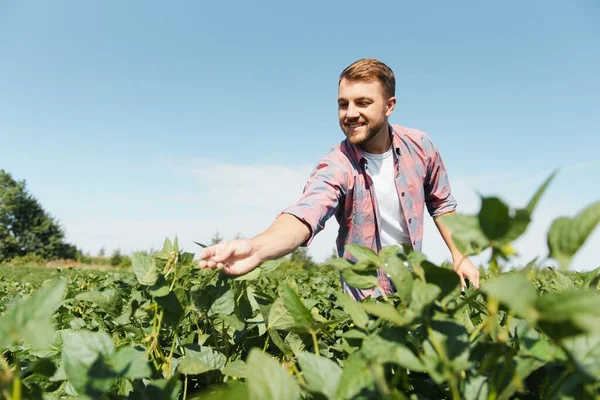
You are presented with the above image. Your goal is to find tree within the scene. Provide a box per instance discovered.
[0,170,79,262]
[210,230,224,245]
[289,247,316,268]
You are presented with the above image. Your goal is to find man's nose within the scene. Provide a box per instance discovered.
[346,103,359,119]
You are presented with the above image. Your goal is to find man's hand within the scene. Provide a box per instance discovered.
[198,213,311,276]
[453,254,480,291]
[198,239,263,276]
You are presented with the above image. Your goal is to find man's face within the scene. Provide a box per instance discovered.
[337,77,395,146]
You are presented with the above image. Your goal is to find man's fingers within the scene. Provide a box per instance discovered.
[198,246,217,260]
[211,243,236,263]
[198,242,231,262]
[470,271,480,289]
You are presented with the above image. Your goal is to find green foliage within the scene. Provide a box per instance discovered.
[441,170,599,273]
[0,169,599,399]
[0,170,80,262]
[547,200,600,270]
[110,248,132,268]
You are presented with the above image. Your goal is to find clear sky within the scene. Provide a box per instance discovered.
[1,1,599,270]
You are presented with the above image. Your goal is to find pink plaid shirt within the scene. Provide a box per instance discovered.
[281,124,457,299]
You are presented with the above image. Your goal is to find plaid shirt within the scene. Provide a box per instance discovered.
[281,124,457,299]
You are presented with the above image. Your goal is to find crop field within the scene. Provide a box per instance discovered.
[1,175,599,399]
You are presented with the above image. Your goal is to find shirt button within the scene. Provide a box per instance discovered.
[401,192,405,197]
[408,218,412,223]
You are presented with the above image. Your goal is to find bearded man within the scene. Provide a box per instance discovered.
[198,58,479,299]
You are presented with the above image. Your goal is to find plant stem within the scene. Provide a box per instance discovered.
[166,334,177,378]
[262,334,270,352]
[11,372,20,400]
[183,376,188,399]
[310,330,319,356]
[370,364,391,398]
[290,363,307,386]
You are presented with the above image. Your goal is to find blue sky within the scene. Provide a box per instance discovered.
[1,1,599,270]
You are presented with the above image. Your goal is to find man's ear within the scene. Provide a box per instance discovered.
[386,96,397,117]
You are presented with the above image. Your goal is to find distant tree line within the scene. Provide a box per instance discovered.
[0,169,80,263]
[1,169,330,269]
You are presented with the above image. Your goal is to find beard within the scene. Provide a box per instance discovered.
[341,115,386,146]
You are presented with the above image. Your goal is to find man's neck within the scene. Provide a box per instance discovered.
[359,123,392,154]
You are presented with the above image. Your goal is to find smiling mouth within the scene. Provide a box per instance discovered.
[347,123,366,130]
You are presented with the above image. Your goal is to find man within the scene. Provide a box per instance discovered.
[198,58,479,299]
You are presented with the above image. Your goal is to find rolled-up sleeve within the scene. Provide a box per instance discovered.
[280,159,346,246]
[423,137,457,217]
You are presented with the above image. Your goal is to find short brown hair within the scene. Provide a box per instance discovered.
[339,58,396,98]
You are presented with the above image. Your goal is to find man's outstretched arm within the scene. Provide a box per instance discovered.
[198,213,310,276]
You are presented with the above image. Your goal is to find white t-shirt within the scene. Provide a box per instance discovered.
[363,146,411,247]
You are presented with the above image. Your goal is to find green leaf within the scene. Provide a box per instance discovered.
[420,261,460,299]
[282,284,314,328]
[187,381,248,400]
[380,245,413,304]
[336,291,369,330]
[526,170,557,214]
[267,298,295,331]
[409,281,441,316]
[148,275,171,297]
[155,290,185,327]
[550,268,576,291]
[430,319,471,363]
[502,208,532,243]
[341,268,379,289]
[325,257,354,270]
[478,196,511,241]
[179,346,227,375]
[245,349,301,400]
[61,330,117,396]
[178,357,214,375]
[75,289,121,317]
[536,290,600,340]
[561,333,600,379]
[208,288,235,317]
[464,375,489,400]
[234,267,262,281]
[0,277,67,350]
[345,244,381,266]
[132,252,158,286]
[439,214,489,255]
[221,360,247,378]
[547,200,600,270]
[361,302,411,326]
[130,376,182,400]
[161,237,174,255]
[335,352,374,399]
[260,259,282,274]
[112,347,151,380]
[497,357,546,400]
[297,352,342,399]
[481,273,539,321]
[360,335,425,371]
[285,332,305,356]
